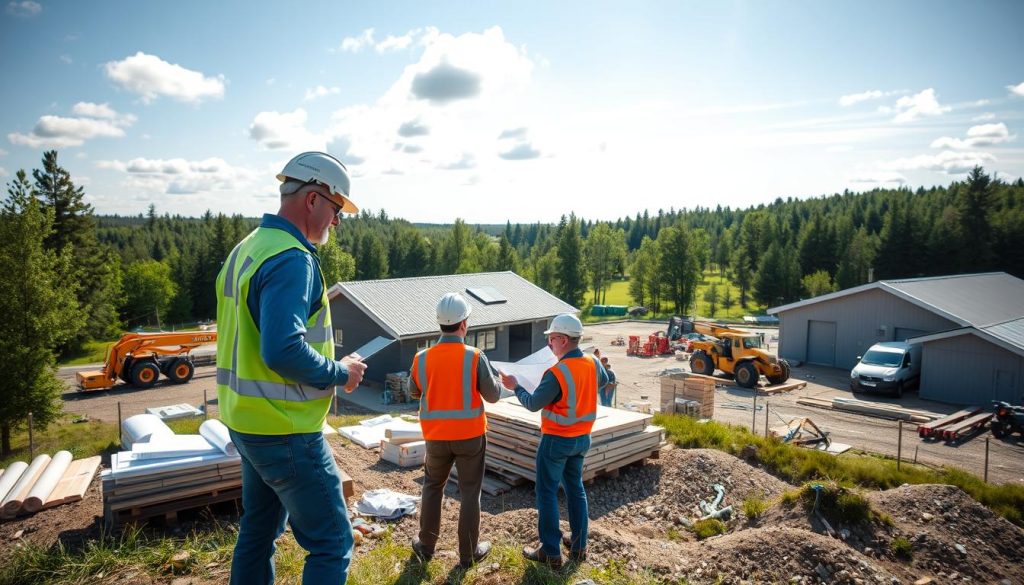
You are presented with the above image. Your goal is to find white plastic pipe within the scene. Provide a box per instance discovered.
[0,461,28,502]
[23,451,73,513]
[1,454,51,517]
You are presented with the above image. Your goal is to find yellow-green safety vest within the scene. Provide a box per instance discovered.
[215,227,335,434]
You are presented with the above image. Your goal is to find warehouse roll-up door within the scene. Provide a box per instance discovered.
[807,320,837,366]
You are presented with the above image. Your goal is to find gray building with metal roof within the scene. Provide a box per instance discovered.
[768,272,1024,405]
[326,271,577,383]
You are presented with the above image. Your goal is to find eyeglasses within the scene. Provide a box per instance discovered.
[314,191,344,219]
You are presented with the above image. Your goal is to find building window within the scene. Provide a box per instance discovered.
[416,337,437,351]
[469,329,496,351]
[334,328,343,345]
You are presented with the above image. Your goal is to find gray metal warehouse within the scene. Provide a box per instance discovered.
[768,272,1024,405]
[326,271,577,383]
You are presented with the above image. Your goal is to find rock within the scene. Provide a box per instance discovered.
[921,512,934,522]
[574,580,596,585]
[816,564,831,580]
[953,543,967,555]
[914,578,934,585]
[11,530,23,540]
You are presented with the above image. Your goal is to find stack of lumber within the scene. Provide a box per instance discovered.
[0,452,101,518]
[384,372,411,404]
[682,372,807,395]
[660,372,715,417]
[796,396,935,423]
[482,397,665,487]
[101,417,241,527]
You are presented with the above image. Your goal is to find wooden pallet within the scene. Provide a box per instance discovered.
[105,486,242,528]
[918,407,982,438]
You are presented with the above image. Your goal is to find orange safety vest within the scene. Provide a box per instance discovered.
[411,342,486,441]
[542,355,599,437]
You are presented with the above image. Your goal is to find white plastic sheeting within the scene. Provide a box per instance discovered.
[23,451,73,513]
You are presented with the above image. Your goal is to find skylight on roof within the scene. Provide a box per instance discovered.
[466,286,507,305]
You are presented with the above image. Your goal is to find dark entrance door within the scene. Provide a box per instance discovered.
[508,323,532,361]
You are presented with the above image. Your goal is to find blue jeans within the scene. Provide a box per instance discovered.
[598,385,614,407]
[229,429,353,585]
[535,433,591,557]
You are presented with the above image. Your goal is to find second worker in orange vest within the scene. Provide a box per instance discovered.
[499,313,608,569]
[409,292,503,569]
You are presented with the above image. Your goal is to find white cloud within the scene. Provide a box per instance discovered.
[59,54,73,65]
[398,119,430,137]
[104,52,225,104]
[972,112,995,122]
[1007,81,1024,98]
[304,85,341,101]
[97,156,256,195]
[499,127,528,139]
[499,142,541,160]
[376,32,415,53]
[72,101,118,119]
[437,153,475,170]
[248,108,322,151]
[880,150,996,174]
[6,1,40,17]
[891,89,951,123]
[8,103,136,148]
[340,28,375,53]
[839,90,885,107]
[849,171,906,185]
[930,122,1014,149]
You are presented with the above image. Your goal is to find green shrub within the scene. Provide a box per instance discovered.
[890,536,913,559]
[742,496,768,519]
[691,518,727,539]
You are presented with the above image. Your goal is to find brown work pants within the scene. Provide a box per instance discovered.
[418,434,486,560]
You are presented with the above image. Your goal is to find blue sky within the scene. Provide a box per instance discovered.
[1,0,1022,223]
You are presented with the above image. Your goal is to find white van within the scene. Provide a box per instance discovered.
[849,341,922,398]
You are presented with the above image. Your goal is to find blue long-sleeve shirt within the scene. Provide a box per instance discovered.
[514,348,609,412]
[245,214,349,389]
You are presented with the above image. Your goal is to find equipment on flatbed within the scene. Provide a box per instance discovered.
[674,317,790,388]
[991,401,1024,439]
[76,332,216,391]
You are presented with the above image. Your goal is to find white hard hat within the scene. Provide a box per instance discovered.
[277,151,358,214]
[544,313,584,337]
[436,292,472,326]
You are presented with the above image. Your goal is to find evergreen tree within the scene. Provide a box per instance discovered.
[0,172,83,455]
[32,150,121,346]
[319,232,356,284]
[703,283,719,317]
[628,236,657,308]
[957,166,996,271]
[555,214,587,307]
[496,233,518,272]
[657,225,700,315]
[584,223,623,304]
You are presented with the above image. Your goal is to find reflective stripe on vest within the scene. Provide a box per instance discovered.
[544,354,598,436]
[215,226,335,434]
[415,346,484,420]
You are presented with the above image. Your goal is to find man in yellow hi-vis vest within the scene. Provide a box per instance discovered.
[216,151,367,585]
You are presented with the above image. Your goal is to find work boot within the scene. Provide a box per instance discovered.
[560,533,588,562]
[460,541,491,568]
[411,537,433,563]
[522,545,563,569]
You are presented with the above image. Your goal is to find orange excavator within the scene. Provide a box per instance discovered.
[76,331,216,391]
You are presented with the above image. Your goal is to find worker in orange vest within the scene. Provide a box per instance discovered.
[500,313,608,569]
[409,292,503,568]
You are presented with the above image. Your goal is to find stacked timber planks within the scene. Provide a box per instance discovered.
[102,451,241,527]
[482,397,665,484]
[660,373,715,417]
[797,397,936,423]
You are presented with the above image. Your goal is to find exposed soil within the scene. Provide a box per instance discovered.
[2,439,1022,584]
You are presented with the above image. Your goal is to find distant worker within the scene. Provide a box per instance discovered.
[216,151,366,585]
[409,292,503,568]
[599,357,617,407]
[500,313,608,569]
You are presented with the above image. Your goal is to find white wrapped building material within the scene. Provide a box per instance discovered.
[0,460,28,502]
[121,413,174,449]
[23,451,73,513]
[199,419,236,456]
[1,454,51,518]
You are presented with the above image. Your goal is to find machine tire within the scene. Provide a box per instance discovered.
[767,359,791,385]
[893,381,904,399]
[735,361,759,389]
[991,421,1007,439]
[130,360,160,389]
[167,358,194,384]
[690,350,715,376]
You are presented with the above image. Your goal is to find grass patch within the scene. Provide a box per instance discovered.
[742,496,768,519]
[59,339,114,366]
[691,518,727,540]
[666,526,686,541]
[654,412,1024,527]
[583,272,767,323]
[795,482,874,524]
[890,536,913,560]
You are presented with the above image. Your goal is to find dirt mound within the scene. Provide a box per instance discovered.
[866,484,1024,584]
